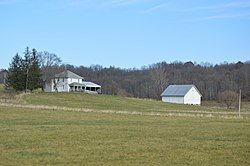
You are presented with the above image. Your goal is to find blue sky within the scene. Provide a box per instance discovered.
[0,0,250,69]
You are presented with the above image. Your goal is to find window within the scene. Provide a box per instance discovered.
[63,85,64,89]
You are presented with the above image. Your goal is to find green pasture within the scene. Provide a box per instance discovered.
[0,106,249,165]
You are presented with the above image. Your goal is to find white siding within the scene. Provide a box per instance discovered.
[162,96,184,104]
[184,87,201,105]
[50,78,70,92]
[44,82,52,92]
[45,77,84,92]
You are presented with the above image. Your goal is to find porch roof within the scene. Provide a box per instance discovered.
[82,81,101,88]
[69,82,101,88]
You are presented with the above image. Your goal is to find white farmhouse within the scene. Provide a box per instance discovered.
[161,85,202,105]
[45,70,101,94]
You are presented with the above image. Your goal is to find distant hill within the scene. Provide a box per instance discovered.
[57,61,250,100]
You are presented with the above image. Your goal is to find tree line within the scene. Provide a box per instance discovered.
[2,47,250,101]
[60,61,250,101]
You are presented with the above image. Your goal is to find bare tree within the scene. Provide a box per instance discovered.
[150,64,168,99]
[38,51,62,89]
[0,69,8,84]
[218,91,238,109]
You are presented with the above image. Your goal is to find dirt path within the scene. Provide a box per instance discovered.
[1,102,248,119]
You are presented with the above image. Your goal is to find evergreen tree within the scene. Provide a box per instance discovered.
[7,47,41,92]
[6,53,26,91]
[28,49,41,91]
[22,47,31,92]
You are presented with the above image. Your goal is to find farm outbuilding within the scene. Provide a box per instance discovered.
[161,85,202,105]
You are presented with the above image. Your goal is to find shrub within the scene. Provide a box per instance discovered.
[218,91,238,109]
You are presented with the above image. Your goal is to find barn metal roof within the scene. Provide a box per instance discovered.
[55,70,83,79]
[161,84,201,97]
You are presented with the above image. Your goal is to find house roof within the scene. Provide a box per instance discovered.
[161,84,202,97]
[69,81,101,88]
[54,70,83,79]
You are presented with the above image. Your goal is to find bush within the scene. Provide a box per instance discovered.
[218,91,238,109]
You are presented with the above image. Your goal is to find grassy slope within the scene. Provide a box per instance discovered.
[0,106,249,165]
[23,92,230,113]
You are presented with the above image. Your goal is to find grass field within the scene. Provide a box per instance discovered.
[0,105,249,165]
[22,92,203,111]
[20,92,250,119]
[0,92,250,165]
[22,92,249,113]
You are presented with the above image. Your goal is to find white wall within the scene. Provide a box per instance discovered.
[44,82,52,92]
[44,78,82,92]
[45,77,83,92]
[51,78,70,92]
[184,87,201,105]
[162,96,184,104]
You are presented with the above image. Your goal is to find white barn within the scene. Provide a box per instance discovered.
[45,70,101,94]
[161,85,202,105]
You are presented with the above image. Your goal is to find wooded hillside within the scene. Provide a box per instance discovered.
[55,61,250,100]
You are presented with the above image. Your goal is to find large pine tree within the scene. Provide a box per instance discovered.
[6,53,26,91]
[28,49,41,91]
[22,47,31,92]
